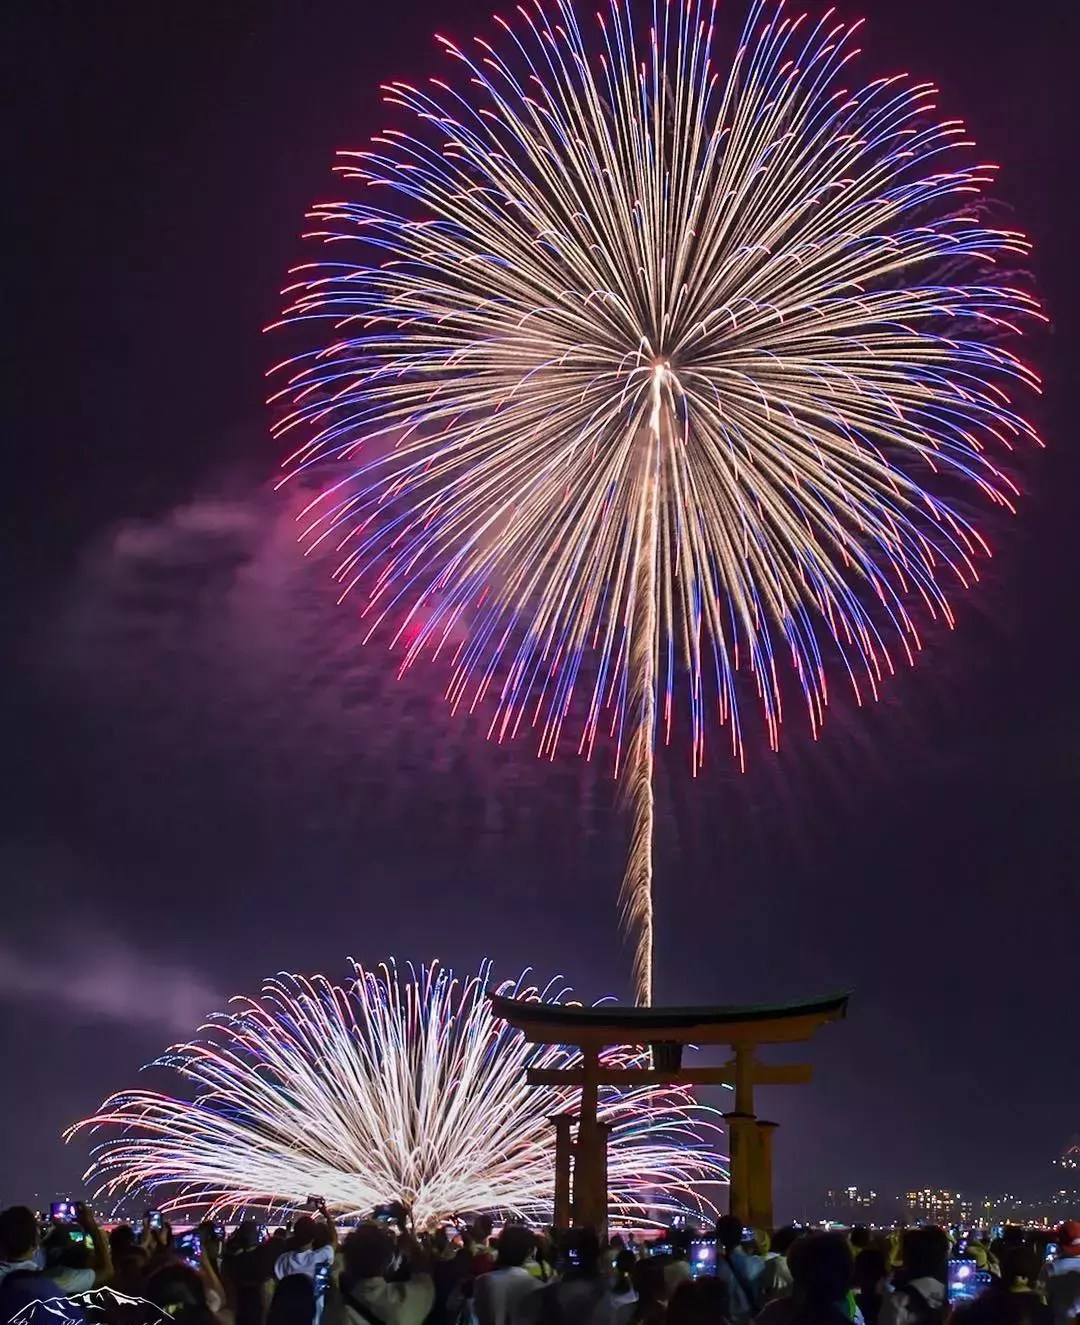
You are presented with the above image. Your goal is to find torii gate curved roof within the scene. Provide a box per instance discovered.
[489,991,850,1046]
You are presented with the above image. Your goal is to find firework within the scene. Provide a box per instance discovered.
[269,0,1042,1003]
[68,961,726,1227]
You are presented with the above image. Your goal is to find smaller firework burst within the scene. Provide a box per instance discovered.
[68,960,726,1227]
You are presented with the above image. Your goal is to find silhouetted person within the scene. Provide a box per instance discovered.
[757,1233,855,1325]
[268,1274,317,1325]
[879,1228,950,1325]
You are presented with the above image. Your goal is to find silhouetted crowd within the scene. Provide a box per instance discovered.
[2,1202,1079,1325]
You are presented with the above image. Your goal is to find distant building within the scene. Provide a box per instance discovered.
[902,1189,973,1224]
[824,1186,879,1223]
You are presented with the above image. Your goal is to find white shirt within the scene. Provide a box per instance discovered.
[275,1245,336,1282]
[475,1267,542,1325]
[52,1268,97,1296]
[343,1274,435,1325]
[0,1259,41,1284]
[664,1260,692,1297]
[1042,1256,1080,1325]
[878,1277,946,1325]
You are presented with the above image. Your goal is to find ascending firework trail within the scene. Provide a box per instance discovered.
[271,0,1041,1004]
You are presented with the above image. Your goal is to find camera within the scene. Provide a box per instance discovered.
[49,1202,78,1224]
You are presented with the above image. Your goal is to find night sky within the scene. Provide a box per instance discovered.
[2,0,1078,1217]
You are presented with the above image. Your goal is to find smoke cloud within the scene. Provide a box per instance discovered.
[0,934,222,1036]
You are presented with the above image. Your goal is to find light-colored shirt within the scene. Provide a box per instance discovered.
[878,1277,946,1325]
[52,1269,96,1296]
[475,1267,542,1325]
[1042,1257,1080,1325]
[343,1274,435,1325]
[716,1248,765,1325]
[275,1245,336,1282]
[0,1259,41,1284]
[759,1253,793,1303]
[664,1260,692,1296]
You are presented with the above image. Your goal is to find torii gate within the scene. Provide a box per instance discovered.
[489,992,849,1232]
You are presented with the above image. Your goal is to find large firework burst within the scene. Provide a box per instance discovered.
[270,0,1042,1003]
[68,961,726,1227]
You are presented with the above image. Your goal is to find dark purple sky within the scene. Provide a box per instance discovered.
[2,0,1078,1218]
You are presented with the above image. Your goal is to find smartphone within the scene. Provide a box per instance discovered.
[256,1225,268,1243]
[313,1263,331,1299]
[50,1202,78,1224]
[133,1220,144,1238]
[67,1229,90,1247]
[690,1243,716,1279]
[148,1210,164,1232]
[175,1232,202,1266]
[1046,1244,1058,1258]
[948,1258,991,1305]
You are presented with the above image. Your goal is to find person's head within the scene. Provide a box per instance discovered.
[561,1228,602,1278]
[667,1277,731,1325]
[853,1247,887,1292]
[999,1246,1042,1293]
[670,1231,691,1263]
[473,1215,494,1244]
[342,1225,396,1281]
[496,1225,536,1269]
[610,1235,626,1253]
[0,1206,39,1262]
[632,1256,670,1307]
[228,1219,262,1253]
[312,1223,333,1251]
[715,1216,744,1254]
[146,1263,217,1325]
[850,1228,871,1252]
[113,1245,151,1293]
[110,1224,138,1259]
[1057,1222,1080,1259]
[787,1232,855,1306]
[772,1227,801,1260]
[291,1215,317,1251]
[43,1226,90,1272]
[613,1249,637,1293]
[901,1227,950,1283]
[267,1273,316,1325]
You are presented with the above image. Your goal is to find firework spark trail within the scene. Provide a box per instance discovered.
[621,370,664,1004]
[269,0,1043,997]
[68,961,725,1227]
